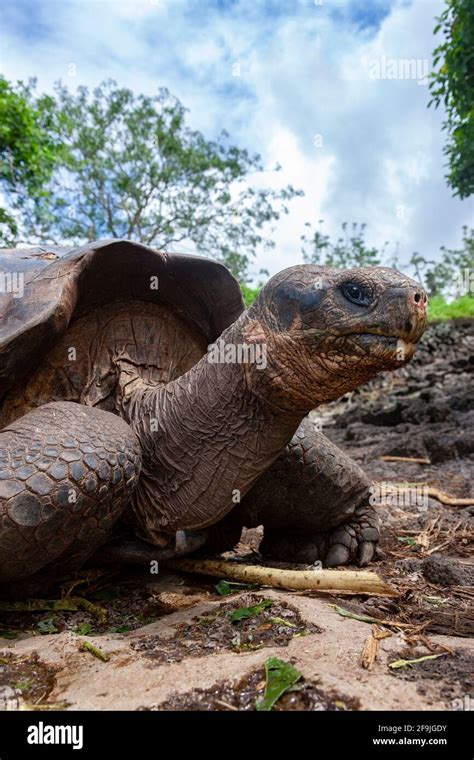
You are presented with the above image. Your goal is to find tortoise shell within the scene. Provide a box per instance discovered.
[0,239,244,403]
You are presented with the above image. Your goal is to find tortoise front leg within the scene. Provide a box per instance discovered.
[206,418,379,567]
[0,402,141,598]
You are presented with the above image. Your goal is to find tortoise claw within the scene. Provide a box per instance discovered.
[357,540,375,567]
[323,503,380,567]
[324,543,351,567]
[260,502,380,568]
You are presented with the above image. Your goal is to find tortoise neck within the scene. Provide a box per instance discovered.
[123,314,303,542]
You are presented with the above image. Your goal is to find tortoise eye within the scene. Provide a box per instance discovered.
[341,282,373,307]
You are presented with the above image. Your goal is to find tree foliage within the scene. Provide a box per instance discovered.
[301,221,382,269]
[429,0,474,198]
[0,76,65,244]
[0,78,301,281]
[411,226,474,297]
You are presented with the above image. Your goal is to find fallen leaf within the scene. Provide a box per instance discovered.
[333,605,410,629]
[361,632,379,670]
[397,537,417,546]
[333,605,381,624]
[215,580,259,596]
[73,623,93,636]
[423,596,448,606]
[415,533,430,549]
[255,623,273,632]
[389,653,447,670]
[229,599,273,623]
[269,616,297,629]
[79,640,110,662]
[361,625,392,670]
[255,657,302,711]
[36,618,58,635]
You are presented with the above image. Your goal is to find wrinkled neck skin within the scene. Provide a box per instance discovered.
[121,312,305,544]
[120,309,382,545]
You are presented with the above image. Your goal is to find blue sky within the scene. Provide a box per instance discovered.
[0,0,472,277]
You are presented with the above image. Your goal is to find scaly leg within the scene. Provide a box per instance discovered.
[0,402,141,597]
[206,418,379,567]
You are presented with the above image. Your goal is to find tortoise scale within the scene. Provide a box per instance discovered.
[0,239,427,597]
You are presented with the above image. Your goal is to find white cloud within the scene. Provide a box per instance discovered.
[0,0,472,279]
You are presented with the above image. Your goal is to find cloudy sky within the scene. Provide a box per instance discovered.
[0,0,472,278]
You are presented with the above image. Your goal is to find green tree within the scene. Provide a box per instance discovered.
[301,221,382,268]
[1,78,301,281]
[0,76,66,245]
[429,0,474,198]
[420,226,474,297]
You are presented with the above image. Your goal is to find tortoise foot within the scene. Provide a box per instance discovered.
[260,503,380,568]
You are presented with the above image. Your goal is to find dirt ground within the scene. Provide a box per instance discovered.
[0,319,472,712]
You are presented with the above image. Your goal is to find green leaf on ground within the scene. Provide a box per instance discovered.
[255,657,302,711]
[397,537,417,546]
[37,618,58,634]
[229,599,273,622]
[74,623,93,636]
[215,580,259,596]
[269,617,297,628]
[234,642,264,652]
[423,596,448,606]
[389,654,446,670]
[332,605,381,624]
[12,678,33,692]
[0,630,18,639]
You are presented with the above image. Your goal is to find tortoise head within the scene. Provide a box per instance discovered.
[243,265,427,412]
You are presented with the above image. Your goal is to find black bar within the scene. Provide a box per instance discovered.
[0,710,471,757]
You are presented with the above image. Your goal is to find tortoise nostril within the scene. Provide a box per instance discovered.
[414,293,421,303]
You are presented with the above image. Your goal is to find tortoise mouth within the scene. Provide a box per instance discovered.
[359,332,409,345]
[351,333,419,362]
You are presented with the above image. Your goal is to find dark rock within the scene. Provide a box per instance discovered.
[400,398,451,425]
[422,555,474,586]
[361,403,403,427]
[423,430,474,462]
[450,390,474,412]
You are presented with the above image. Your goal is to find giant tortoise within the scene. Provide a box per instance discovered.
[0,239,427,597]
